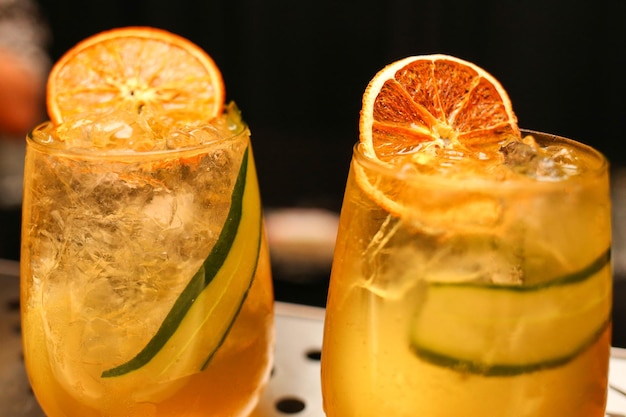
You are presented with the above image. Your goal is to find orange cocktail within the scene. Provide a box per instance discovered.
[21,27,274,417]
[321,55,612,417]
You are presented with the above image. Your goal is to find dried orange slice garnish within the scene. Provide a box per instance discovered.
[360,54,520,163]
[47,26,224,126]
[357,54,523,230]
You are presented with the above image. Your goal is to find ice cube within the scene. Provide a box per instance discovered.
[501,140,538,168]
[423,234,524,285]
[142,192,195,229]
[501,135,580,180]
[52,109,162,151]
[165,124,223,149]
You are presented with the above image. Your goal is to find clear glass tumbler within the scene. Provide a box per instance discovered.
[20,108,274,417]
[321,130,612,416]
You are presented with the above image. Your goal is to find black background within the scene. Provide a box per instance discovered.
[35,0,626,212]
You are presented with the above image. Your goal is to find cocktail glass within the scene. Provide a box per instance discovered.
[321,130,612,416]
[20,105,274,417]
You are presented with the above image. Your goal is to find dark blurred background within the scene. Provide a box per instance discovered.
[33,0,626,211]
[1,0,625,344]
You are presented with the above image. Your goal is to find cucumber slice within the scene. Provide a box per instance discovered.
[410,250,611,376]
[102,146,261,379]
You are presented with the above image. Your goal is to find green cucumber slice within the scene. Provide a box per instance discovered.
[102,146,261,378]
[410,250,611,376]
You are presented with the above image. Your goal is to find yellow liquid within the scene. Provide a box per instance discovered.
[21,122,274,417]
[22,245,273,417]
[321,140,612,417]
[322,278,610,417]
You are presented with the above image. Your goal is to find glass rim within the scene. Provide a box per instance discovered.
[26,120,250,161]
[352,128,609,189]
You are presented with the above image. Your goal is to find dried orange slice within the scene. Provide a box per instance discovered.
[360,54,520,163]
[47,26,224,126]
[356,54,523,230]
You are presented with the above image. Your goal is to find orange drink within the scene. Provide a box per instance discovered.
[20,27,274,417]
[321,55,612,417]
